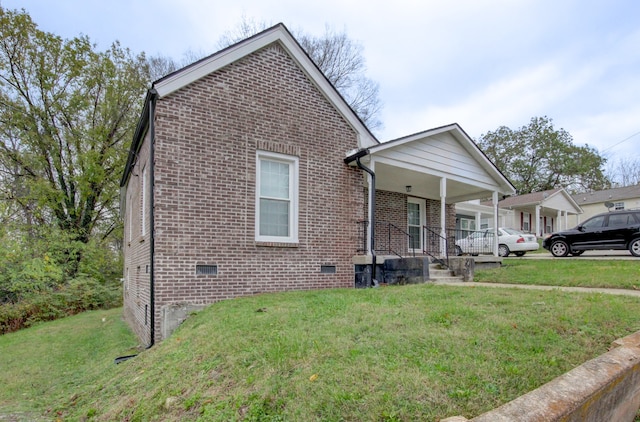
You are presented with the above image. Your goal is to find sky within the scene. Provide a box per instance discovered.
[3,0,640,165]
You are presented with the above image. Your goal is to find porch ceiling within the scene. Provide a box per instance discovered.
[369,162,500,204]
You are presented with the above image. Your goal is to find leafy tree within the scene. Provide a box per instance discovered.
[151,17,383,131]
[0,7,149,275]
[477,116,610,194]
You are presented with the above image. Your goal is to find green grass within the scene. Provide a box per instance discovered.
[476,259,640,289]
[2,284,635,421]
[0,308,139,419]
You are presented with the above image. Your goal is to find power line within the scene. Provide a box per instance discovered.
[601,130,640,153]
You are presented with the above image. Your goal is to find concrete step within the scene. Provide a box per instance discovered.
[428,262,463,282]
[430,276,465,282]
[430,269,454,277]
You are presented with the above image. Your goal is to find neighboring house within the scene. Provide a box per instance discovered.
[489,188,582,237]
[570,185,640,226]
[455,200,511,231]
[120,24,515,345]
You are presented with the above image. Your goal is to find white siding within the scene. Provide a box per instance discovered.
[374,133,496,186]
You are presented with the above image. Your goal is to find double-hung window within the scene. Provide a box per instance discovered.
[256,151,298,243]
[141,165,147,236]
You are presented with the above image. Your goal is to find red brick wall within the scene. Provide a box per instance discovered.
[373,190,456,255]
[122,132,152,345]
[142,44,365,342]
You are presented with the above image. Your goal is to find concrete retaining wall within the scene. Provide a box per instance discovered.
[444,331,640,421]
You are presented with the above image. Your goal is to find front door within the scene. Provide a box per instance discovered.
[408,197,426,253]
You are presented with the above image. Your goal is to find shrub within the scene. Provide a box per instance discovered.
[61,275,122,313]
[0,276,122,335]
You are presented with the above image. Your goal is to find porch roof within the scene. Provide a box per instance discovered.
[345,123,516,203]
[493,188,583,215]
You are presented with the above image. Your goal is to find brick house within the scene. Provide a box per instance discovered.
[120,24,515,345]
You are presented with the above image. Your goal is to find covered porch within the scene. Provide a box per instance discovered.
[496,188,583,237]
[344,124,515,286]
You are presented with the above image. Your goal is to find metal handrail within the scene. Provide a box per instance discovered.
[377,221,415,258]
[423,226,449,268]
[356,220,415,258]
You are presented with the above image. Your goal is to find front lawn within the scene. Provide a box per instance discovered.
[475,259,640,290]
[48,285,640,421]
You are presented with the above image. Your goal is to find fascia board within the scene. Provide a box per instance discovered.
[373,155,510,194]
[154,29,285,98]
[371,124,515,195]
[369,124,457,153]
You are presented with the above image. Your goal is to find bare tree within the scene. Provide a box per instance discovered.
[215,14,272,50]
[147,54,179,82]
[296,26,382,131]
[153,18,384,132]
[605,157,640,187]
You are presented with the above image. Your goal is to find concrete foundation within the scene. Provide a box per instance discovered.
[447,257,475,282]
[354,256,430,288]
[160,303,206,340]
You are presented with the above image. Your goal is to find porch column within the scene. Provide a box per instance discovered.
[535,205,541,237]
[475,212,482,231]
[565,211,569,229]
[492,191,499,255]
[557,209,562,231]
[440,177,447,254]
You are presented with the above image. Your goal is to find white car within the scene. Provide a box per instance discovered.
[455,228,539,257]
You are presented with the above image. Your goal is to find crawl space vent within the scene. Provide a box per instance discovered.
[196,265,218,275]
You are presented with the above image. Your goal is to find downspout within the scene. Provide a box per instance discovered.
[147,89,158,348]
[114,88,158,363]
[355,156,378,287]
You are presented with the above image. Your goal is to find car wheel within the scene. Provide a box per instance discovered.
[498,244,510,257]
[630,238,640,257]
[514,252,526,257]
[455,245,463,256]
[550,240,569,257]
[571,251,584,256]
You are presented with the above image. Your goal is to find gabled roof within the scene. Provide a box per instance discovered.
[154,23,378,148]
[498,188,563,207]
[372,124,512,185]
[493,188,582,214]
[346,123,516,200]
[121,23,378,188]
[572,184,640,205]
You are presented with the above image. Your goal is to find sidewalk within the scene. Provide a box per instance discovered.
[432,280,640,298]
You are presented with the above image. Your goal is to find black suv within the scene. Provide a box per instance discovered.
[543,210,640,257]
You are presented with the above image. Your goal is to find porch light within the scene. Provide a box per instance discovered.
[406,185,412,193]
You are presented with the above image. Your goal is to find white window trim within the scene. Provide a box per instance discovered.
[141,164,147,236]
[523,212,530,232]
[407,197,426,252]
[255,151,299,243]
[459,217,476,231]
[128,193,133,242]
